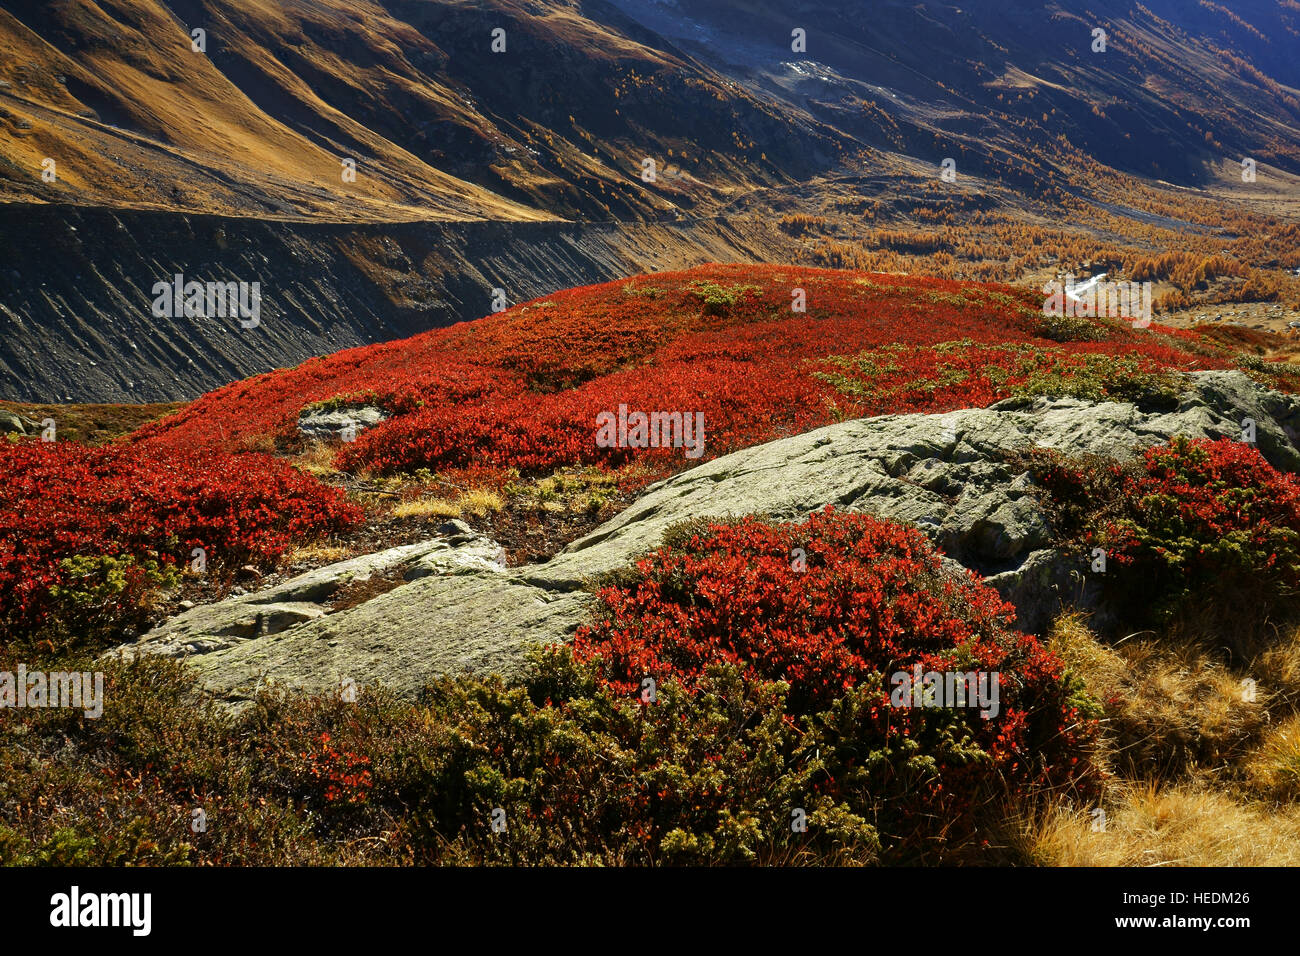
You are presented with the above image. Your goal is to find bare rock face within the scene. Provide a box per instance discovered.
[0,410,41,435]
[115,371,1300,707]
[297,405,388,441]
[0,207,796,405]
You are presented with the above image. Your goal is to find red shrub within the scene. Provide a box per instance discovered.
[1026,436,1300,629]
[1109,438,1300,619]
[572,508,1099,797]
[0,441,362,641]
[297,732,374,807]
[131,265,1237,475]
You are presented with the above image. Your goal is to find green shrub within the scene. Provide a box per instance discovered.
[0,630,1094,865]
[1012,354,1182,407]
[1035,312,1112,343]
[398,654,881,865]
[300,391,383,415]
[688,281,762,316]
[43,554,180,650]
[622,284,663,299]
[813,341,1183,410]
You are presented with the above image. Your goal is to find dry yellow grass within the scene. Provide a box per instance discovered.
[390,490,504,519]
[237,431,278,454]
[1242,714,1300,801]
[457,489,505,517]
[293,441,340,478]
[1008,613,1300,865]
[287,543,350,565]
[1013,782,1300,866]
[1158,591,1292,664]
[1047,613,1269,776]
[392,497,461,520]
[1250,626,1300,712]
[1047,611,1131,701]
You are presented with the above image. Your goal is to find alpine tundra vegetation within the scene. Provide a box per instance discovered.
[4,266,1300,866]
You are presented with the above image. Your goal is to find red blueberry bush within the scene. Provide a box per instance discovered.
[130,265,1242,476]
[296,732,374,810]
[0,441,362,645]
[572,508,1101,831]
[1029,436,1300,628]
[1114,438,1300,590]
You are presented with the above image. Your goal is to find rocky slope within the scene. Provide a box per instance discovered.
[610,0,1300,183]
[0,203,790,402]
[115,369,1300,706]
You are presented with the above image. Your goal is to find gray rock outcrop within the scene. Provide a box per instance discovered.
[297,404,388,440]
[111,520,509,670]
[0,410,42,435]
[115,370,1300,706]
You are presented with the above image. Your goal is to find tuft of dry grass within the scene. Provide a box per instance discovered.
[1011,613,1300,866]
[457,489,505,517]
[293,441,341,477]
[1250,626,1300,713]
[1013,781,1300,866]
[392,497,461,520]
[287,543,351,565]
[1242,714,1300,801]
[1047,612,1269,777]
[390,489,504,520]
[1159,593,1294,668]
[237,431,278,454]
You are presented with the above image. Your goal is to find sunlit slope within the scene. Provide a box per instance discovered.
[0,0,847,221]
[133,263,1289,477]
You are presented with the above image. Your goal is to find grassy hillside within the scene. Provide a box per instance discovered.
[0,0,845,220]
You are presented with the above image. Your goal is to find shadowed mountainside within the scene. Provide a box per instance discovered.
[0,202,788,401]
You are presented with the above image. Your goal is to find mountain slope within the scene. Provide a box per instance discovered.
[5,0,1297,221]
[607,0,1300,184]
[0,0,850,219]
[2,0,1300,403]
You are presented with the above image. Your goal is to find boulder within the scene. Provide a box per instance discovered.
[114,528,508,666]
[0,410,41,436]
[297,404,387,441]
